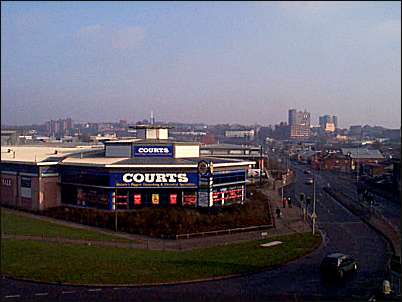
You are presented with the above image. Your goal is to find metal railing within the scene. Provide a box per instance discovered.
[175,224,274,240]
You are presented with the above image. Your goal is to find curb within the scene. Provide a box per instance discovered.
[2,232,323,288]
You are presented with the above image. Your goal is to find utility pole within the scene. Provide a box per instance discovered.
[113,190,118,232]
[312,171,317,235]
[260,144,263,186]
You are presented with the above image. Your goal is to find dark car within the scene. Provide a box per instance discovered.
[304,170,311,175]
[320,253,358,279]
[305,178,314,185]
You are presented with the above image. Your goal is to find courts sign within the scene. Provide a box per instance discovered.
[133,145,173,157]
[123,173,188,183]
[112,172,198,188]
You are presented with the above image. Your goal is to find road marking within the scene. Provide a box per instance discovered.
[5,295,20,299]
[61,291,75,294]
[34,293,48,296]
[113,287,125,290]
[88,288,102,292]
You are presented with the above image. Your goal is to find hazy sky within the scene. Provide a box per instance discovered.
[1,1,401,128]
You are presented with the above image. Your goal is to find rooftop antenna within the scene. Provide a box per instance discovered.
[150,111,155,125]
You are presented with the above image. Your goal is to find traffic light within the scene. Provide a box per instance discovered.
[300,193,305,202]
[306,196,311,206]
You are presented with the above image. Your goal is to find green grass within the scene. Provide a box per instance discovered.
[1,209,131,242]
[1,232,321,284]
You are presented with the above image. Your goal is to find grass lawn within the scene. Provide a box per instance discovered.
[1,232,321,285]
[1,209,131,242]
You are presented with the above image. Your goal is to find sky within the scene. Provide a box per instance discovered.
[1,1,401,128]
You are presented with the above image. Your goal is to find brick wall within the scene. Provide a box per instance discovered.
[40,176,60,210]
[0,173,17,206]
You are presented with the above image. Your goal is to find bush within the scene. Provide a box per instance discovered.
[41,191,272,238]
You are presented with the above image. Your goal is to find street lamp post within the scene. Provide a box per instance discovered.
[312,172,317,235]
[260,145,263,186]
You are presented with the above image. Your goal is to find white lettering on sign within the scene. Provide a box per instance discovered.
[137,147,170,154]
[122,173,189,183]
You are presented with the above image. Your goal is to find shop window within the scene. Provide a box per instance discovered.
[77,188,109,209]
[21,177,31,188]
[20,176,32,198]
[2,178,12,186]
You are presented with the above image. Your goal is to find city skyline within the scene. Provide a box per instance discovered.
[1,2,401,128]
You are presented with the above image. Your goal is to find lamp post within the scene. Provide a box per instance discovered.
[312,172,317,235]
[260,144,263,186]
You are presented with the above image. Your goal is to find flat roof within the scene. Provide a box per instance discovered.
[341,148,384,159]
[129,124,173,129]
[1,146,103,164]
[61,156,255,168]
[104,139,200,145]
[201,143,261,150]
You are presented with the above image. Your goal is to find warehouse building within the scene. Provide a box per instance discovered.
[1,126,254,211]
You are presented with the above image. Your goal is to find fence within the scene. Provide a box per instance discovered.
[175,224,274,240]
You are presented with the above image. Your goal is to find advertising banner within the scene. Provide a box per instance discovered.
[183,194,196,206]
[134,194,142,205]
[152,194,159,205]
[132,145,173,157]
[169,194,177,205]
[112,172,198,188]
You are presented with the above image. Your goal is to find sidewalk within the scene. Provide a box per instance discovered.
[260,183,311,235]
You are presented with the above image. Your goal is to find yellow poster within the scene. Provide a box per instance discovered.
[152,194,159,205]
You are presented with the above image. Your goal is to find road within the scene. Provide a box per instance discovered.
[318,169,400,231]
[2,162,392,301]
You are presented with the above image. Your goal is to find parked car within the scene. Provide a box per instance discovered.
[320,253,358,279]
[304,169,311,175]
[305,178,314,185]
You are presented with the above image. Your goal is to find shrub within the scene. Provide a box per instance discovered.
[41,190,273,238]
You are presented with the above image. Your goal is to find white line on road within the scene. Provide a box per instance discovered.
[88,288,102,292]
[61,291,75,294]
[113,287,126,290]
[4,295,20,299]
[34,293,48,296]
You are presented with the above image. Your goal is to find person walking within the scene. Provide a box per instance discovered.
[276,208,281,218]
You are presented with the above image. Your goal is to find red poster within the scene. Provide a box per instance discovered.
[170,194,177,205]
[134,194,141,205]
[183,195,196,206]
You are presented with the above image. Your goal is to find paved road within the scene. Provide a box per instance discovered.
[2,163,391,301]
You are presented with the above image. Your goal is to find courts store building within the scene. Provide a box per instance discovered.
[1,126,255,211]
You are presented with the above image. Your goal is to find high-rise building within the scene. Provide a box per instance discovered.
[333,116,338,129]
[319,115,337,132]
[288,109,310,139]
[46,118,73,137]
